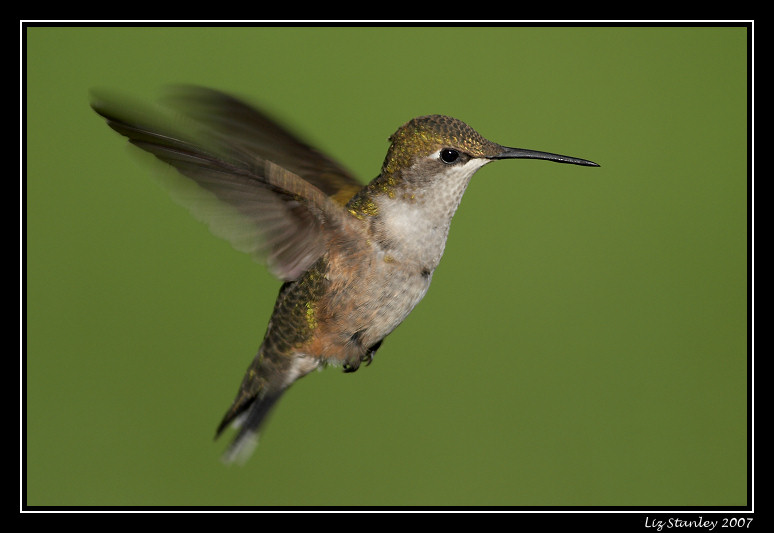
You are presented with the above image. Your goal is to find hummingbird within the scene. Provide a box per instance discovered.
[91,86,599,464]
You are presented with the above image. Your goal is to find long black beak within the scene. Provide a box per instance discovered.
[492,146,599,167]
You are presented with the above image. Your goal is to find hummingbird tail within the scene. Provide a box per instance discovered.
[218,390,285,465]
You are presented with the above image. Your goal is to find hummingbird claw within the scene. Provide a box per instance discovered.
[362,339,382,367]
[343,360,360,373]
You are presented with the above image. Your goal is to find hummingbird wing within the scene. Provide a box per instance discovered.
[162,85,364,207]
[91,86,362,281]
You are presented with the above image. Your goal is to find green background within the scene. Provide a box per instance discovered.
[25,26,748,507]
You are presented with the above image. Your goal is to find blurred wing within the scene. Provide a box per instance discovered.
[162,85,363,206]
[91,87,361,280]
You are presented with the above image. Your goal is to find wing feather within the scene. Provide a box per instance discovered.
[91,87,361,280]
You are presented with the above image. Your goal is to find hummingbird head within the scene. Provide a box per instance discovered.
[382,115,502,175]
[376,114,598,198]
[347,114,597,228]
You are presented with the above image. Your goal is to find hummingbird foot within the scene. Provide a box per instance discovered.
[342,339,383,373]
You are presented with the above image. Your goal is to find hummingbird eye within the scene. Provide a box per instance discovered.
[439,148,460,164]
